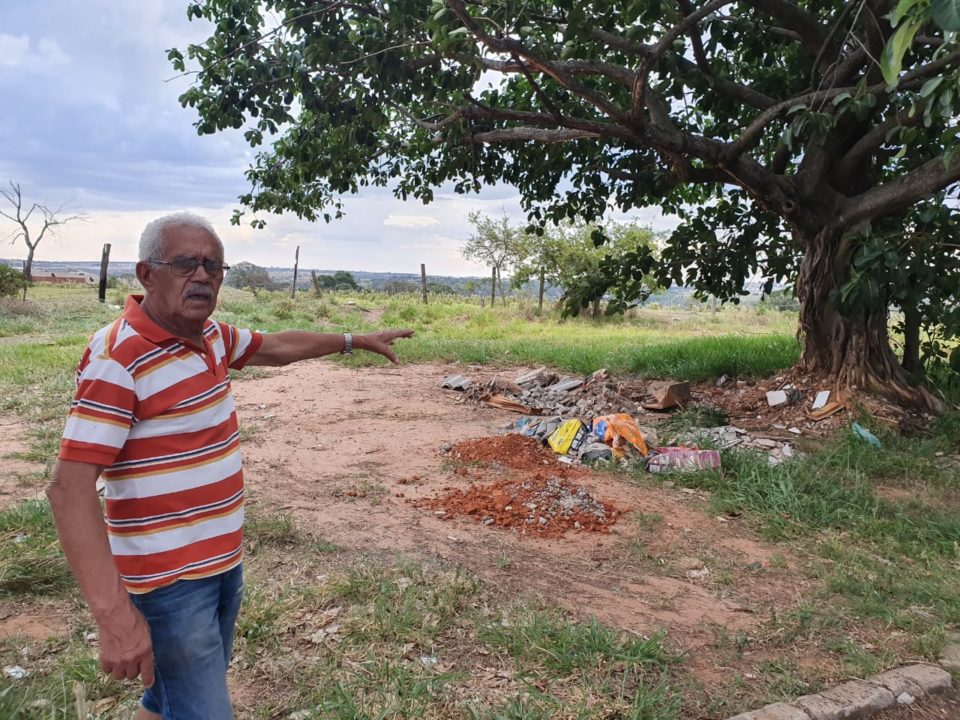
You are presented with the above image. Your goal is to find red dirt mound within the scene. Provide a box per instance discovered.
[448,433,565,471]
[417,473,623,538]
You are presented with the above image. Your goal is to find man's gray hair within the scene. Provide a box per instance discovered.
[138,212,224,261]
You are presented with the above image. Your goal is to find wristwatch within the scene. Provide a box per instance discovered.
[340,332,353,355]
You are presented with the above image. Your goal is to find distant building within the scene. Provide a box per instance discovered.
[30,271,96,285]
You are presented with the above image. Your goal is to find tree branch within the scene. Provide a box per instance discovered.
[469,128,602,143]
[834,105,925,181]
[742,0,829,51]
[445,0,629,123]
[481,57,633,87]
[838,155,960,228]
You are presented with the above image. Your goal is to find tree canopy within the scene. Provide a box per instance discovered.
[173,0,960,408]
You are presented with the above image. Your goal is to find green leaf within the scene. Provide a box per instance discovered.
[880,19,921,86]
[920,77,944,97]
[932,0,960,31]
[890,0,921,27]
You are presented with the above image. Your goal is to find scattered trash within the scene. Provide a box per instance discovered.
[811,390,830,410]
[579,442,614,465]
[716,374,731,388]
[643,381,691,411]
[440,374,471,391]
[419,656,438,668]
[547,419,588,456]
[852,422,882,448]
[687,567,711,579]
[591,413,650,457]
[648,448,722,473]
[3,665,28,679]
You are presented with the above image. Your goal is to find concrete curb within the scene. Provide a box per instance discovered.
[725,664,953,720]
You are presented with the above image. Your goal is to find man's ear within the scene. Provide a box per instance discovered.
[135,261,155,290]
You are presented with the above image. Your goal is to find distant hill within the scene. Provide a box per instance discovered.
[1,259,775,305]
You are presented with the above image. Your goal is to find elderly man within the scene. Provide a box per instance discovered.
[46,212,413,720]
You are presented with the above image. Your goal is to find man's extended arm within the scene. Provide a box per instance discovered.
[46,460,155,686]
[246,329,414,367]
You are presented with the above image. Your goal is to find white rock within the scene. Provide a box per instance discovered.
[896,692,915,705]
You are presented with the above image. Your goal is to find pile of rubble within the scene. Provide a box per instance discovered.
[417,473,621,538]
[444,367,657,417]
[441,367,867,470]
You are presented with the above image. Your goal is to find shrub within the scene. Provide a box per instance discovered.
[0,264,29,297]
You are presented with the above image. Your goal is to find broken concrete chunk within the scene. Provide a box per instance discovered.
[515,366,548,385]
[550,378,584,393]
[441,374,471,391]
[766,390,789,407]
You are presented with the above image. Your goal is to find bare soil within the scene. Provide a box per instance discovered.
[0,415,46,511]
[234,361,824,686]
[2,360,939,714]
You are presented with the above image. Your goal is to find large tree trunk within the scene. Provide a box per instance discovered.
[23,245,35,282]
[796,229,943,412]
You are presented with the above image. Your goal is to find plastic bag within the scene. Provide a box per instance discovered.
[591,413,650,457]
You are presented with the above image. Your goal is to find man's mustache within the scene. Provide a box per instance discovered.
[183,284,214,299]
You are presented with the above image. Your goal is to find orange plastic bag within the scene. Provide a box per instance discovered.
[591,414,649,457]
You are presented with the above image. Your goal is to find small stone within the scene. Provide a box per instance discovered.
[897,692,915,705]
[482,517,494,526]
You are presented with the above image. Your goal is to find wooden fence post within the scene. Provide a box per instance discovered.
[98,243,111,303]
[290,246,300,298]
[420,263,428,304]
[311,270,321,296]
[490,267,496,307]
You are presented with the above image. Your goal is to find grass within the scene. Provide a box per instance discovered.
[0,500,73,598]
[1,285,959,718]
[634,421,960,666]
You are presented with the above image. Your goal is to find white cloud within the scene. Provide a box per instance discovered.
[383,214,441,228]
[0,34,30,66]
[0,34,69,69]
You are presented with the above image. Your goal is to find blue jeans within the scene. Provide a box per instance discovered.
[129,565,243,720]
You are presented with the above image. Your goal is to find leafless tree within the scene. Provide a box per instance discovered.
[0,181,86,281]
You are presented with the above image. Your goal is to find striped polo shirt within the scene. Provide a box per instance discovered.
[58,295,262,593]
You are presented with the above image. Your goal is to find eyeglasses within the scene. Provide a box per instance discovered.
[150,258,230,277]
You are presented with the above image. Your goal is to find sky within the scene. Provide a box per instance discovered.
[0,1,676,276]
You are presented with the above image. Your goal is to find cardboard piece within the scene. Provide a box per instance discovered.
[642,381,692,411]
[808,400,843,421]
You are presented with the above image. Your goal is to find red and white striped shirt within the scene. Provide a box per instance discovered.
[58,295,262,593]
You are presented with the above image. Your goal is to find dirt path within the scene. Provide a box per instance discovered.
[235,361,810,668]
[0,414,46,510]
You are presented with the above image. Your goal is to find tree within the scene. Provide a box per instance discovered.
[0,181,84,281]
[172,0,960,409]
[224,260,272,291]
[315,270,360,289]
[462,211,524,305]
[514,220,662,315]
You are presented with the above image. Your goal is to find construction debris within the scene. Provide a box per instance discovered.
[441,374,472,391]
[643,381,692,411]
[812,390,831,410]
